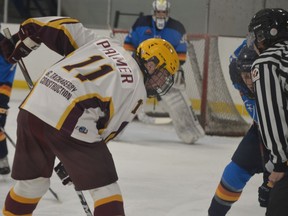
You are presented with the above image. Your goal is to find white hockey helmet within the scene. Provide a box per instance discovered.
[152,0,171,30]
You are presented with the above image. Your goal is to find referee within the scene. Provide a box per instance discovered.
[248,8,288,216]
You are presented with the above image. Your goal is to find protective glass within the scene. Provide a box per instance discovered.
[247,30,266,48]
[246,32,256,48]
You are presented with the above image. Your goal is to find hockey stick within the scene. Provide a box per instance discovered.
[0,127,15,148]
[0,127,60,201]
[54,162,93,216]
[75,190,93,216]
[2,28,34,90]
[3,27,92,214]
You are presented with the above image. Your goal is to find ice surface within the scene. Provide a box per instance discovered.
[0,89,266,216]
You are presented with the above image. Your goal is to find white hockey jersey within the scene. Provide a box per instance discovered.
[19,17,146,143]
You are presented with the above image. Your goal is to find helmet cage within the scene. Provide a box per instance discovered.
[135,50,174,97]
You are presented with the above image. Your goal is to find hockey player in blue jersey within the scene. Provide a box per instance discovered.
[123,0,186,65]
[208,42,271,215]
[0,31,17,175]
[123,0,204,144]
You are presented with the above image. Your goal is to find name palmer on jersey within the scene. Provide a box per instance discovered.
[38,39,135,102]
[20,21,146,143]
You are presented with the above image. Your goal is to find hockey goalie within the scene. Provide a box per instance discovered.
[122,0,205,143]
[138,68,205,144]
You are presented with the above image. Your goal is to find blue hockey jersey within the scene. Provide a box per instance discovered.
[229,40,257,123]
[123,15,187,65]
[0,33,16,108]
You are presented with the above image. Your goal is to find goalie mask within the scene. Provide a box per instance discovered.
[152,0,170,30]
[247,8,288,53]
[135,38,179,97]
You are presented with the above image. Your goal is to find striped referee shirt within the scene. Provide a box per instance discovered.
[251,41,288,172]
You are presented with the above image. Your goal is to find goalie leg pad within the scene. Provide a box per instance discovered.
[161,87,205,143]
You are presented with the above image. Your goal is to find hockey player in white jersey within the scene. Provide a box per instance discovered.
[0,17,179,216]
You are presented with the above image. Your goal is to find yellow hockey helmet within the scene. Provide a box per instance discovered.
[135,38,179,97]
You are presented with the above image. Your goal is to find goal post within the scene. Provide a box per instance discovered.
[111,29,250,136]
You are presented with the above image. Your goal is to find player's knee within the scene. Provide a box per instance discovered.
[222,161,252,190]
[89,182,125,216]
[14,177,50,198]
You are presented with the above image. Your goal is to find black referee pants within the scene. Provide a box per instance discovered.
[266,175,288,216]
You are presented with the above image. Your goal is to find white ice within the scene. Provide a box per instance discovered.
[0,89,266,216]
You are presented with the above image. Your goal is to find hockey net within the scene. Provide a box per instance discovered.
[111,29,250,136]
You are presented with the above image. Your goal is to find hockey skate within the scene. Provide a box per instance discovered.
[0,156,10,175]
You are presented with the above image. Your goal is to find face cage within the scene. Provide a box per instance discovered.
[145,67,174,98]
[135,50,174,97]
[153,10,169,30]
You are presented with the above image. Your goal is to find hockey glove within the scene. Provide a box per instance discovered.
[258,181,272,207]
[54,162,73,186]
[1,36,40,64]
[0,108,7,128]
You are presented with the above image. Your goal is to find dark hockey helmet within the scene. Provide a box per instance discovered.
[248,8,288,52]
[236,45,258,73]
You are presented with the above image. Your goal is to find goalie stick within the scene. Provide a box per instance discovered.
[2,28,93,214]
[137,108,172,124]
[0,127,60,201]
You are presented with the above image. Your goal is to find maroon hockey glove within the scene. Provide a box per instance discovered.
[5,36,41,64]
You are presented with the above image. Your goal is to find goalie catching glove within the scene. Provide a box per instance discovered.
[0,25,41,64]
